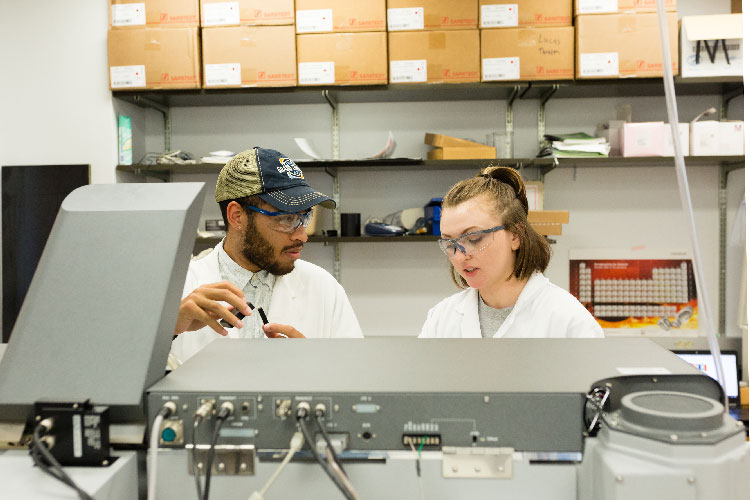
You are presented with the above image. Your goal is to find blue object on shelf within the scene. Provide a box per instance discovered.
[424,197,443,235]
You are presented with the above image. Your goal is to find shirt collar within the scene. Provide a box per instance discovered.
[217,239,275,290]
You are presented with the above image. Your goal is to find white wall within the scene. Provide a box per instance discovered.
[0,0,744,340]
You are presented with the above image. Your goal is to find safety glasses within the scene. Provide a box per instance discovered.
[437,225,505,257]
[244,205,313,233]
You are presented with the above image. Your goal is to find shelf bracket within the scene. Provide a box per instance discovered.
[131,95,171,152]
[537,85,559,150]
[718,160,745,335]
[504,86,521,159]
[323,90,340,160]
[719,86,743,120]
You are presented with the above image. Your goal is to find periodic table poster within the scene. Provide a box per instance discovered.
[569,249,698,334]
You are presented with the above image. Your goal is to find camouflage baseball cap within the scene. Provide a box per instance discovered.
[215,148,335,212]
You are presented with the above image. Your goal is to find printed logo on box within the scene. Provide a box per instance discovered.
[202,2,240,26]
[112,3,146,26]
[110,65,146,88]
[579,52,619,77]
[387,7,424,31]
[296,9,333,33]
[390,60,427,83]
[482,57,520,81]
[578,0,617,14]
[298,62,335,85]
[205,63,242,86]
[481,4,518,28]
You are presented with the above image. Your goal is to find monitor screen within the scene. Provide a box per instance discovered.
[674,351,739,400]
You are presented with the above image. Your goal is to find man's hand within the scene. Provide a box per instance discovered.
[262,323,306,339]
[174,281,253,336]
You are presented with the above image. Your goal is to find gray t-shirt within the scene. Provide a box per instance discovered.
[217,242,276,339]
[478,293,514,338]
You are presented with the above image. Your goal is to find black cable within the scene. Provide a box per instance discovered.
[313,410,346,475]
[192,418,203,500]
[296,410,356,500]
[202,405,231,500]
[31,421,95,500]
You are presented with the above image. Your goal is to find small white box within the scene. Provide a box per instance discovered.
[620,122,664,157]
[663,123,689,157]
[718,121,744,156]
[690,120,719,156]
[681,14,743,78]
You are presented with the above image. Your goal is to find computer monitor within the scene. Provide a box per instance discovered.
[674,350,740,404]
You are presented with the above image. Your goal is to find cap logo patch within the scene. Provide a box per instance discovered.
[278,158,304,180]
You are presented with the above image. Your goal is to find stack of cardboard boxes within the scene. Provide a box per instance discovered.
[575,0,678,79]
[479,0,574,82]
[295,1,388,86]
[108,0,201,89]
[200,0,296,88]
[387,0,480,84]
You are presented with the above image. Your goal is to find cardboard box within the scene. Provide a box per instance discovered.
[719,121,744,156]
[479,0,572,28]
[295,0,386,33]
[108,28,200,89]
[296,32,388,85]
[200,0,294,26]
[620,122,664,157]
[427,146,496,159]
[663,123,689,157]
[576,13,678,79]
[680,14,743,78]
[481,26,573,81]
[389,30,480,83]
[690,120,718,156]
[387,0,478,31]
[202,26,296,87]
[575,0,676,15]
[110,0,199,28]
[424,133,487,148]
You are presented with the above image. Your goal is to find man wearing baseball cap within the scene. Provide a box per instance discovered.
[171,147,363,363]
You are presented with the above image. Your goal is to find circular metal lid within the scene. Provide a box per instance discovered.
[620,390,724,432]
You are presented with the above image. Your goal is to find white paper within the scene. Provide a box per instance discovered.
[112,3,146,26]
[202,2,240,26]
[578,0,617,14]
[482,57,520,81]
[295,132,396,161]
[298,62,335,85]
[205,63,242,86]
[296,9,333,33]
[390,60,427,83]
[617,367,672,375]
[579,52,619,77]
[110,65,146,88]
[481,4,518,28]
[387,7,424,31]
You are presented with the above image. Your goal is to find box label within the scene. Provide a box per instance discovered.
[482,57,520,81]
[579,52,619,77]
[202,1,240,26]
[110,65,146,88]
[298,62,335,85]
[296,9,334,32]
[390,60,427,83]
[112,3,146,26]
[578,0,617,14]
[387,7,424,31]
[205,63,242,86]
[481,4,518,28]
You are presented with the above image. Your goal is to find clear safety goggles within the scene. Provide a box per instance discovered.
[437,225,505,257]
[244,205,313,233]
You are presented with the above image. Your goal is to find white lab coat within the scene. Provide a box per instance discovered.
[419,272,603,339]
[170,244,363,363]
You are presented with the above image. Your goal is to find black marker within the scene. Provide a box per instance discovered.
[219,301,255,328]
[257,307,269,325]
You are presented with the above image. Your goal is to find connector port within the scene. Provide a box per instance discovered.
[402,434,441,448]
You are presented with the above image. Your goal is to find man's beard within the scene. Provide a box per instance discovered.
[241,222,301,276]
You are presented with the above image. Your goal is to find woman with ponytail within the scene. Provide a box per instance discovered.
[420,166,602,338]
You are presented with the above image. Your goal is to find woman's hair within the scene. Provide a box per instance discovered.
[443,165,550,288]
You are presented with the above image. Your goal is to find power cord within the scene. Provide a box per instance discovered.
[29,418,94,500]
[148,401,177,500]
[295,404,359,500]
[192,400,216,500]
[202,401,234,500]
[313,405,346,475]
[247,431,305,500]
